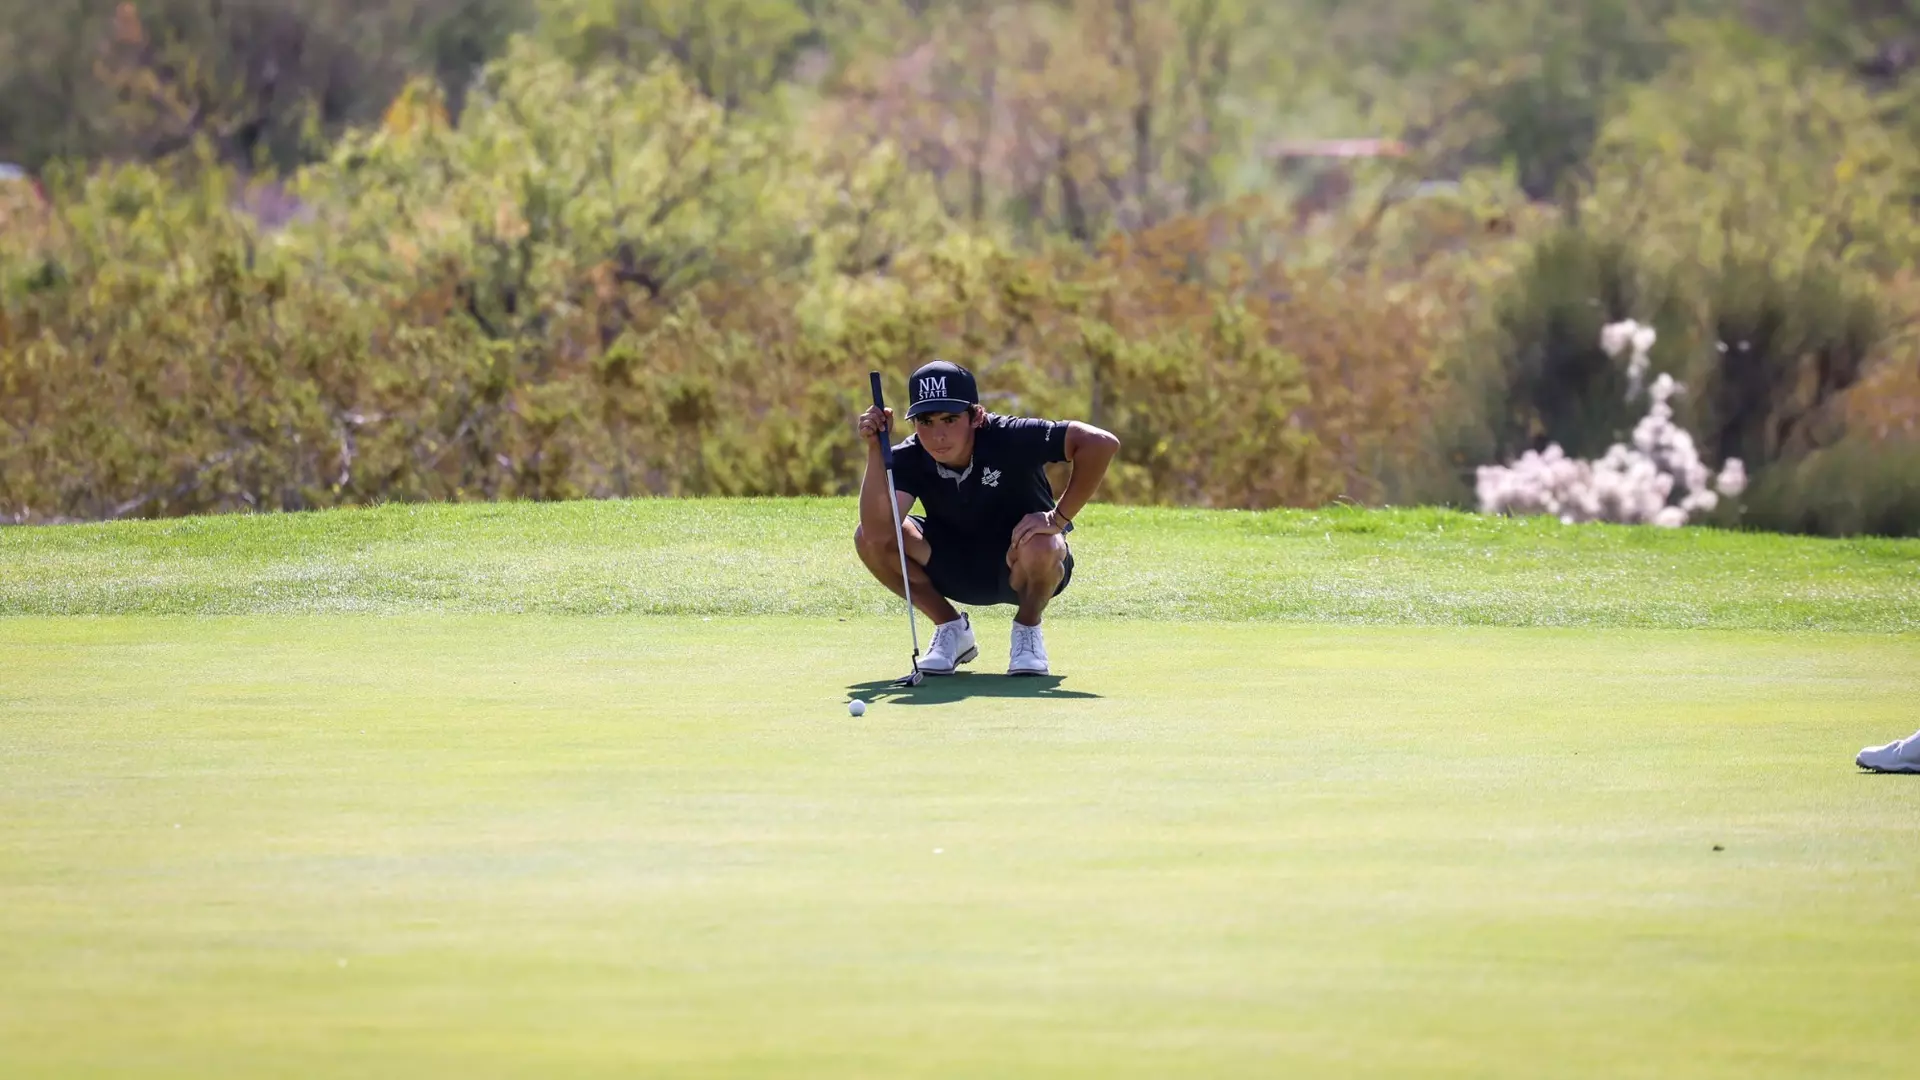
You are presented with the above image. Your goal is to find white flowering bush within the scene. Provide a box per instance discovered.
[1475,320,1747,527]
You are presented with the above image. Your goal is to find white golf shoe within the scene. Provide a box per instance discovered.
[918,613,977,675]
[1008,621,1050,676]
[1856,729,1920,774]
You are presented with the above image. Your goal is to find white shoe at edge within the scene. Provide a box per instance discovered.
[1857,729,1920,774]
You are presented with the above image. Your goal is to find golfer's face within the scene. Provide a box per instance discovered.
[913,411,972,463]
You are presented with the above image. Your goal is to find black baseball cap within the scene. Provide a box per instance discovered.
[905,360,980,418]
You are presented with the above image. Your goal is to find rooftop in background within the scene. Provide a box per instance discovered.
[0,163,50,233]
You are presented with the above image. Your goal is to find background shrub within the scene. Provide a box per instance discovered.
[4,5,1920,534]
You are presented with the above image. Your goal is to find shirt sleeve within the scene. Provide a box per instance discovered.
[991,415,1070,466]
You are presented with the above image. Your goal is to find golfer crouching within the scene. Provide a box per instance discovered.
[854,360,1120,676]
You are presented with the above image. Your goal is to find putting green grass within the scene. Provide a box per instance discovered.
[3,500,1919,1076]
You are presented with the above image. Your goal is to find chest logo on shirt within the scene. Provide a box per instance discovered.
[982,467,1001,488]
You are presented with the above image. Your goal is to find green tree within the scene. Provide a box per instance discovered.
[533,0,817,109]
[0,0,531,171]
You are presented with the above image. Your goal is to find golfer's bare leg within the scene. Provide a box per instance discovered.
[854,521,962,625]
[1007,533,1067,626]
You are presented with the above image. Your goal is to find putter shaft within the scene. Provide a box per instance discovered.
[883,466,923,680]
[870,370,922,687]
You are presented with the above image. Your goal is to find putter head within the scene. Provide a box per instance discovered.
[891,669,924,688]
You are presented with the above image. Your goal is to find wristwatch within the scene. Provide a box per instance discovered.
[1054,511,1074,534]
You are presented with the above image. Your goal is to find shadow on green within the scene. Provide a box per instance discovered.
[845,672,1102,705]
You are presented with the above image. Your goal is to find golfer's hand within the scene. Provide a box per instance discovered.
[1007,510,1062,563]
[857,406,894,445]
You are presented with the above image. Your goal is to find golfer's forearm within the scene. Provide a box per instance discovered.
[859,448,895,527]
[1056,422,1120,522]
[1056,446,1117,521]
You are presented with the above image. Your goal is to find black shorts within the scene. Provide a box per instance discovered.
[911,514,1074,608]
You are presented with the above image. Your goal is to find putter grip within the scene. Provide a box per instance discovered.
[868,371,894,468]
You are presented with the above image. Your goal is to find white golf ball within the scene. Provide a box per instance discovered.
[848,699,867,716]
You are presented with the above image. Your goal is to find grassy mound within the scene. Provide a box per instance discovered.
[3,498,1916,629]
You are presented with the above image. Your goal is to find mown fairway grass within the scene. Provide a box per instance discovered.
[3,498,1919,1077]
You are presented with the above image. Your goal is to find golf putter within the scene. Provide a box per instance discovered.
[870,371,925,688]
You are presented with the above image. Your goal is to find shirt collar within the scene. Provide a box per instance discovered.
[933,457,974,484]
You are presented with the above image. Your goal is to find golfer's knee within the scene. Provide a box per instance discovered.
[1013,533,1066,574]
[854,523,895,560]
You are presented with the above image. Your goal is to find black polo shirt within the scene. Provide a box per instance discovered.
[891,414,1069,543]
